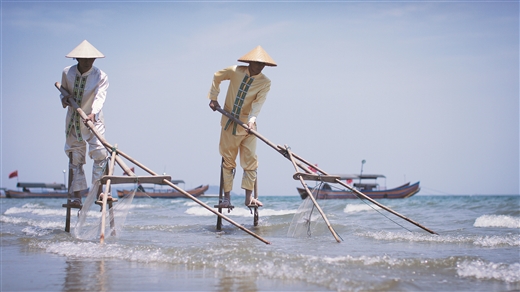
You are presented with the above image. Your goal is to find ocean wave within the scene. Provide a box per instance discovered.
[184,206,220,217]
[474,215,520,229]
[34,241,392,290]
[183,201,200,207]
[38,239,516,291]
[1,215,63,230]
[344,204,381,213]
[4,203,105,218]
[22,203,42,209]
[130,204,154,209]
[22,226,53,236]
[5,206,66,217]
[184,206,296,217]
[457,260,520,283]
[34,239,455,270]
[39,240,198,264]
[360,230,520,247]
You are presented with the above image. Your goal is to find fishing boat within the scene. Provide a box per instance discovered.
[297,174,420,199]
[5,182,88,198]
[116,180,209,198]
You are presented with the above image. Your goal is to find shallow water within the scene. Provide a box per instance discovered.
[1,194,519,291]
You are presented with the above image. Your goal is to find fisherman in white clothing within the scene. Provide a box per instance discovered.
[59,40,109,208]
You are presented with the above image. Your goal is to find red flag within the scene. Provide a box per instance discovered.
[308,164,318,173]
[347,179,353,184]
[8,170,18,179]
[123,167,135,176]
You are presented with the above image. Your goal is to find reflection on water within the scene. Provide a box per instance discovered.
[217,274,258,292]
[63,259,110,291]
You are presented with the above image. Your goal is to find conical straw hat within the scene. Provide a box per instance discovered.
[238,46,277,67]
[66,40,105,58]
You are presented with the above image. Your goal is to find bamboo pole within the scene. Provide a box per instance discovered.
[214,106,438,235]
[285,146,341,242]
[55,82,270,244]
[100,144,117,244]
[216,158,224,230]
[253,178,259,226]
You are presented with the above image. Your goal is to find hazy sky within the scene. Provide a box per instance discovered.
[1,1,518,196]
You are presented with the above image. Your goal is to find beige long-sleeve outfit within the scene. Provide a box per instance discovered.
[208,65,271,192]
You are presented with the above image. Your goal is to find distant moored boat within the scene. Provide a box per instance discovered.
[298,174,420,199]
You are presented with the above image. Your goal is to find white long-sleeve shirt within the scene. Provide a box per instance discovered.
[60,65,108,138]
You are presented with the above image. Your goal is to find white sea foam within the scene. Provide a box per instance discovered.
[473,235,520,247]
[22,203,42,209]
[22,226,53,236]
[474,215,520,229]
[344,204,381,213]
[1,215,63,230]
[185,206,253,217]
[35,238,520,291]
[131,204,153,209]
[5,206,65,217]
[184,206,296,217]
[39,241,180,264]
[457,260,520,283]
[261,209,296,216]
[360,230,520,247]
[184,206,217,217]
[4,203,104,218]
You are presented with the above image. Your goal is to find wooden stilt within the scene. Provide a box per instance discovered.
[253,178,259,226]
[215,159,260,228]
[216,158,224,231]
[62,152,75,232]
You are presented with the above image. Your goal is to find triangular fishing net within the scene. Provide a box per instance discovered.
[287,186,326,238]
[73,181,137,240]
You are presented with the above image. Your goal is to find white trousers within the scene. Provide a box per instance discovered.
[64,120,108,192]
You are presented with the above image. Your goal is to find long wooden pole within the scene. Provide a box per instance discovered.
[55,83,270,244]
[216,158,224,230]
[214,106,438,235]
[100,144,117,244]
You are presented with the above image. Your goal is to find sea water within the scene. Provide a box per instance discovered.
[1,194,519,291]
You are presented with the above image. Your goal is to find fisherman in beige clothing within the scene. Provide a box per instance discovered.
[208,46,277,208]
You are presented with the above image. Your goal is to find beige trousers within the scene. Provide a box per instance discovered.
[219,125,257,192]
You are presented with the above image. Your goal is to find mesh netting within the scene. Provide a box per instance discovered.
[287,188,325,238]
[73,181,137,240]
